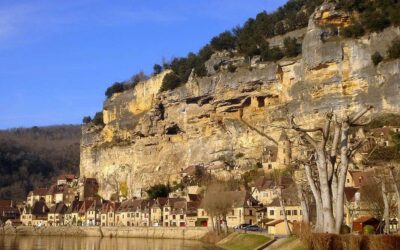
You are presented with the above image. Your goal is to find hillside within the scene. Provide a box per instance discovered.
[0,125,81,200]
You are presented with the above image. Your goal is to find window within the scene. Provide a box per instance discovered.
[270,210,274,216]
[300,210,302,215]
[280,211,283,216]
[127,214,130,218]
[293,210,297,215]
[180,215,184,220]
[165,215,168,220]
[268,164,272,169]
[173,215,176,219]
[286,210,291,215]
[231,210,235,216]
[346,179,349,183]
[249,210,253,216]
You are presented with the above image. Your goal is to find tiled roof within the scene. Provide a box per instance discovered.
[66,200,83,214]
[49,202,68,214]
[0,200,13,208]
[353,216,379,223]
[349,170,373,188]
[344,187,359,202]
[58,174,77,181]
[32,188,48,196]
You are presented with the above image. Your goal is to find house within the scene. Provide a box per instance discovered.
[0,200,20,224]
[196,207,210,228]
[78,199,95,226]
[163,198,186,227]
[21,200,49,226]
[150,197,168,227]
[370,126,400,147]
[352,216,380,234]
[116,199,151,227]
[57,174,78,186]
[100,201,120,226]
[345,170,373,188]
[265,219,293,236]
[225,191,260,228]
[64,200,83,225]
[86,200,102,226]
[250,176,293,205]
[48,202,68,226]
[27,188,48,206]
[186,201,200,227]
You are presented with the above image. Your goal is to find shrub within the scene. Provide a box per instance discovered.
[387,39,400,59]
[361,10,391,32]
[93,112,104,126]
[363,225,375,234]
[283,37,302,57]
[160,72,181,92]
[146,184,171,199]
[153,64,162,75]
[262,46,284,62]
[82,116,92,124]
[341,23,365,38]
[371,52,383,66]
[105,82,124,98]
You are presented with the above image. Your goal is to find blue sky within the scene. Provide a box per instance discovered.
[0,0,286,129]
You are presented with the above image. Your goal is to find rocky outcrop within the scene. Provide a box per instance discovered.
[80,5,400,199]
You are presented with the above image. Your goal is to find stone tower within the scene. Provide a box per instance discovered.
[277,131,291,165]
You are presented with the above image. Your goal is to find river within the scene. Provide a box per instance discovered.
[0,236,220,250]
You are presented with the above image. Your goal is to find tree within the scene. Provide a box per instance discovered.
[160,72,181,92]
[82,116,92,124]
[210,31,237,51]
[146,184,171,199]
[153,64,163,75]
[283,37,302,58]
[93,112,104,126]
[105,82,124,98]
[289,105,373,233]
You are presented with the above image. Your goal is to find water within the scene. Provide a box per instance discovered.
[0,236,220,250]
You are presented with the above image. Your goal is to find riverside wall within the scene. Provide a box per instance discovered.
[0,226,209,240]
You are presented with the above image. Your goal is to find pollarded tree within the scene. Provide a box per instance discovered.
[289,105,373,233]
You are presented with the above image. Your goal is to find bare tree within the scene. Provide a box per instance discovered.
[289,105,373,233]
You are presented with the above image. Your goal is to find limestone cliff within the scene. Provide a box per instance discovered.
[80,5,400,199]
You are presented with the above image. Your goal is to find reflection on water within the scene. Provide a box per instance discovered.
[0,236,220,250]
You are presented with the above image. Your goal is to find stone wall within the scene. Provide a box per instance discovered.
[0,226,208,240]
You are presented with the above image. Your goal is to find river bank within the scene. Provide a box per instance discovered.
[0,226,209,240]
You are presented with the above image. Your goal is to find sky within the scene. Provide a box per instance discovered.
[0,0,287,129]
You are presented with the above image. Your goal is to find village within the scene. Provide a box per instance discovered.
[1,125,399,237]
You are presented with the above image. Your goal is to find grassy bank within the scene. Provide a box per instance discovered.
[218,232,271,250]
[268,237,304,250]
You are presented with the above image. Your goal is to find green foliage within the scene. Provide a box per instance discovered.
[93,112,104,126]
[153,64,162,75]
[0,126,80,200]
[261,46,284,62]
[283,37,302,57]
[82,116,92,124]
[146,184,171,199]
[105,82,124,98]
[387,39,400,59]
[341,23,365,38]
[211,31,237,51]
[371,52,383,66]
[160,72,181,92]
[363,225,375,234]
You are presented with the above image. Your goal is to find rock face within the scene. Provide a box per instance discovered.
[80,7,400,199]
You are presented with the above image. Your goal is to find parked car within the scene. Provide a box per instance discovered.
[234,223,250,229]
[244,225,261,232]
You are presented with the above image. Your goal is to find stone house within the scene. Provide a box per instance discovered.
[225,191,260,228]
[86,200,102,226]
[250,176,293,205]
[150,197,168,226]
[262,197,303,223]
[64,200,83,226]
[21,200,49,226]
[100,201,120,226]
[163,198,186,227]
[0,200,20,224]
[345,170,374,188]
[116,199,152,227]
[262,131,291,173]
[27,188,48,206]
[78,199,94,225]
[48,202,68,226]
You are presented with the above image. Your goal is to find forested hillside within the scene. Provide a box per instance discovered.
[0,125,81,200]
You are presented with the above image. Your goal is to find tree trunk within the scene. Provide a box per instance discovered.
[305,164,323,231]
[316,149,336,233]
[389,167,400,232]
[297,185,310,224]
[278,188,292,235]
[210,215,215,232]
[381,181,390,234]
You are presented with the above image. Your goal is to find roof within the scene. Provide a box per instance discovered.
[58,174,77,181]
[66,200,83,214]
[32,188,48,196]
[353,216,379,223]
[268,186,300,207]
[101,202,121,213]
[49,202,68,214]
[79,200,95,214]
[0,200,13,208]
[252,176,294,191]
[118,199,150,213]
[223,191,259,208]
[344,187,359,202]
[349,170,373,188]
[31,201,49,216]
